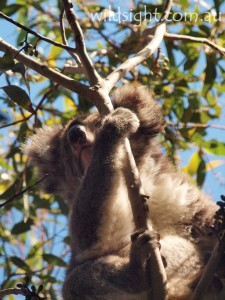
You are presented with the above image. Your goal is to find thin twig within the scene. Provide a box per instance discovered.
[164,32,225,55]
[140,29,225,55]
[59,8,68,45]
[59,7,82,66]
[0,116,31,129]
[106,0,173,91]
[62,0,103,86]
[167,121,225,130]
[0,11,77,53]
[0,174,50,208]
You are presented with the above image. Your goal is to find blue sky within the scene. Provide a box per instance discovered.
[0,2,225,298]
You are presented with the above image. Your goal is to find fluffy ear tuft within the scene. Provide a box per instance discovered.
[22,126,64,194]
[22,126,62,155]
[113,83,165,136]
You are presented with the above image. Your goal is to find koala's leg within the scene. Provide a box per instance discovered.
[63,231,159,299]
[70,107,140,253]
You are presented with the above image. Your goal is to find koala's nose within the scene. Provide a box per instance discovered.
[68,124,87,145]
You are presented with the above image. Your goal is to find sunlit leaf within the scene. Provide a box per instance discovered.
[201,140,225,155]
[27,241,45,259]
[187,151,201,176]
[0,179,20,200]
[23,191,30,223]
[64,96,77,111]
[179,127,196,139]
[47,34,63,68]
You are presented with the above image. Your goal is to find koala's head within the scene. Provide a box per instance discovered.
[23,112,102,206]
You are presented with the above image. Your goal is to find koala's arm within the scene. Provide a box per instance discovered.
[64,108,158,299]
[70,107,140,253]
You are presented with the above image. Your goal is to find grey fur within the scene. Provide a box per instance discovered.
[23,84,222,299]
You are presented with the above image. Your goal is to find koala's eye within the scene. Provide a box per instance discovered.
[67,124,87,145]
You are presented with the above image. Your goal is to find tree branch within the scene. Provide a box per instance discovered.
[0,37,113,116]
[62,0,103,86]
[59,8,82,66]
[0,38,95,100]
[0,11,77,53]
[137,29,225,55]
[164,32,225,55]
[0,288,24,297]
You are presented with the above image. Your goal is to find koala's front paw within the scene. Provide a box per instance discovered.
[131,230,160,250]
[103,107,140,137]
[130,230,161,267]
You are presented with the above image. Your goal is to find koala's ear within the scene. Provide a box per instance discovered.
[22,126,62,156]
[113,83,165,135]
[22,126,64,194]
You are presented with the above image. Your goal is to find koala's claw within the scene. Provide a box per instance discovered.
[131,230,160,250]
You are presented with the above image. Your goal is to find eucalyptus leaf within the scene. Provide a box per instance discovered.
[0,54,15,72]
[42,254,67,267]
[11,218,34,235]
[197,159,206,187]
[10,256,31,272]
[2,4,23,15]
[1,85,34,112]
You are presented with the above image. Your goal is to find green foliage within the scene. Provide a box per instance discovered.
[184,150,207,187]
[1,85,34,112]
[0,54,15,72]
[0,0,225,299]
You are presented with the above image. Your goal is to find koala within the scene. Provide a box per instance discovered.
[23,84,223,299]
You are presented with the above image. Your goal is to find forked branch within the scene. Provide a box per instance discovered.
[62,0,103,85]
